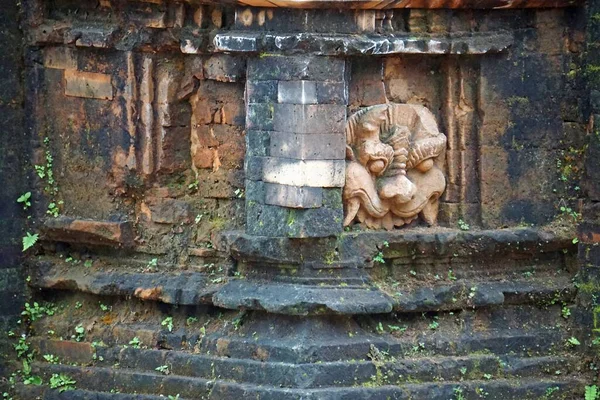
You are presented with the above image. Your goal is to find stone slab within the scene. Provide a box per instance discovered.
[233,0,581,8]
[262,157,345,187]
[316,81,348,104]
[246,103,274,131]
[43,217,134,247]
[246,203,343,237]
[246,130,271,157]
[247,56,346,81]
[264,183,323,208]
[214,31,514,56]
[278,80,318,104]
[43,46,77,69]
[246,80,278,103]
[64,69,113,100]
[212,280,394,315]
[273,104,346,134]
[269,131,346,160]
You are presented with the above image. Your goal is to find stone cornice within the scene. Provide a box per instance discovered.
[216,0,582,9]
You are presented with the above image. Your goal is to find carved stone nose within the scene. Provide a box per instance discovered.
[379,174,417,203]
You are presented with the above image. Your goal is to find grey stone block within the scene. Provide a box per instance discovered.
[246,103,274,131]
[273,104,346,134]
[246,203,291,237]
[246,203,342,238]
[288,206,344,237]
[245,179,266,203]
[322,188,343,208]
[246,130,271,157]
[316,81,348,104]
[262,157,345,188]
[270,132,345,160]
[247,80,278,103]
[247,56,345,82]
[244,156,264,181]
[265,183,323,209]
[278,81,317,104]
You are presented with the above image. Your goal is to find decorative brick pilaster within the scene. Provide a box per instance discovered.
[244,56,348,237]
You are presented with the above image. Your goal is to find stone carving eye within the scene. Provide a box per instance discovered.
[415,159,434,172]
[368,159,386,175]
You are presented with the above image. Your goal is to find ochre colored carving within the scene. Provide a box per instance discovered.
[343,103,447,230]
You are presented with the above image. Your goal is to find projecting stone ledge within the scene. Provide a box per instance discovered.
[43,217,134,247]
[29,264,220,305]
[212,31,513,56]
[212,280,394,315]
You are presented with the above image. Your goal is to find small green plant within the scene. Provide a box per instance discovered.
[232,312,246,330]
[162,316,174,332]
[454,387,466,400]
[143,258,158,273]
[43,354,59,364]
[75,301,82,309]
[22,302,54,322]
[168,395,180,400]
[545,386,559,398]
[428,319,439,330]
[468,286,478,299]
[483,373,492,380]
[23,375,42,386]
[84,260,93,268]
[155,365,170,375]
[561,306,571,319]
[49,373,76,392]
[47,202,60,218]
[72,324,85,342]
[448,269,457,281]
[387,325,407,333]
[13,335,30,358]
[586,385,598,400]
[186,316,198,326]
[373,241,389,264]
[566,336,581,347]
[17,192,31,210]
[128,337,141,349]
[188,180,199,191]
[99,303,110,312]
[22,360,43,385]
[458,219,470,231]
[22,233,39,252]
[376,322,385,334]
[559,205,580,221]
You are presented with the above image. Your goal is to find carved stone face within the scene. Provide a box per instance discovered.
[343,103,447,230]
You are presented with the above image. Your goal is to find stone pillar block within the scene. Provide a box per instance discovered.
[244,55,348,237]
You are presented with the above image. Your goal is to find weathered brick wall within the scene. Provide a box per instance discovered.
[578,0,600,338]
[0,0,26,376]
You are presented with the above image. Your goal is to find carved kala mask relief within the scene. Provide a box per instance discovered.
[343,104,447,230]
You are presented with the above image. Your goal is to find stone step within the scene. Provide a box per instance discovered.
[28,267,577,316]
[13,386,168,400]
[23,363,588,400]
[27,304,584,362]
[29,338,585,390]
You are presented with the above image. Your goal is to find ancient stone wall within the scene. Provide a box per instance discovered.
[0,1,598,399]
[0,0,26,379]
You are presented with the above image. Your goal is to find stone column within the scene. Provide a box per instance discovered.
[244,55,348,238]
